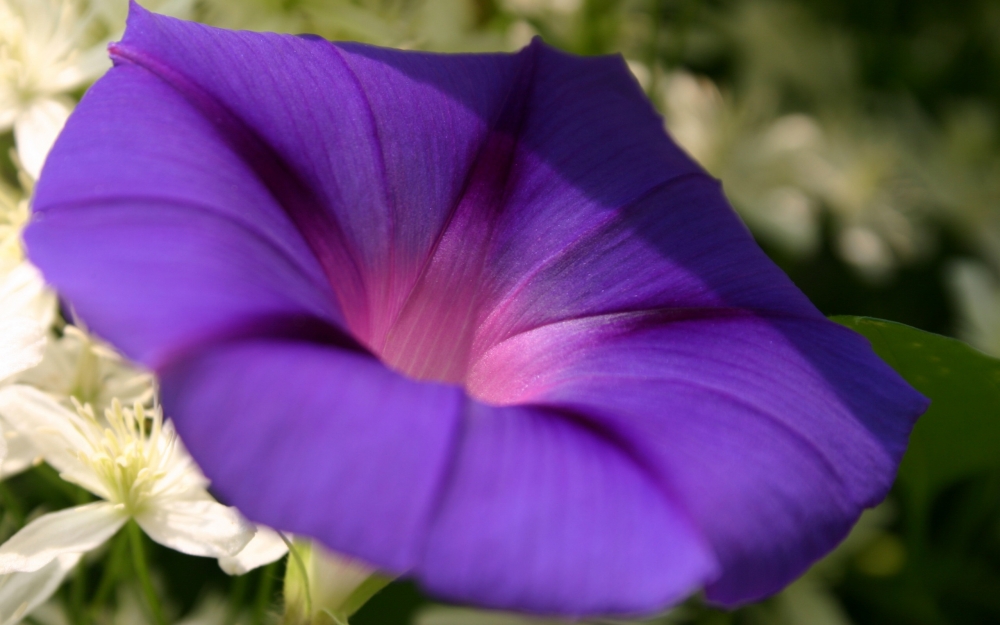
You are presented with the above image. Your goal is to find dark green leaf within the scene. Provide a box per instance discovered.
[832,316,1000,507]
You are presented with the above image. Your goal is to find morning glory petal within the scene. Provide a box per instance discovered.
[160,338,716,615]
[29,59,344,367]
[158,339,463,575]
[470,311,926,604]
[418,402,716,615]
[26,3,927,616]
[85,5,523,349]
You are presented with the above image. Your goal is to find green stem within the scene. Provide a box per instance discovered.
[252,561,278,625]
[70,560,87,625]
[339,573,391,618]
[279,533,313,619]
[226,573,250,625]
[128,520,166,625]
[87,529,130,623]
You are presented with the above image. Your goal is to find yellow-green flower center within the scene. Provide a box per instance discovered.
[74,400,173,515]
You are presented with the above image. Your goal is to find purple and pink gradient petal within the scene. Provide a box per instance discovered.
[26,3,927,616]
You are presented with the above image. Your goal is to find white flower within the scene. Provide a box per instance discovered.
[660,70,728,168]
[0,261,56,478]
[0,554,79,625]
[660,73,824,257]
[0,182,29,276]
[0,0,112,179]
[0,261,59,480]
[1,322,152,479]
[218,525,287,576]
[13,325,153,413]
[0,263,53,385]
[0,386,253,620]
[948,260,1000,357]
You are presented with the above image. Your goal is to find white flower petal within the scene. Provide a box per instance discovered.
[60,46,113,91]
[0,317,44,384]
[0,553,80,625]
[136,499,253,559]
[0,264,56,330]
[13,99,72,180]
[0,264,56,383]
[147,421,210,498]
[0,264,52,383]
[0,109,15,133]
[0,386,105,497]
[0,426,40,479]
[218,525,288,575]
[0,503,125,574]
[12,324,155,417]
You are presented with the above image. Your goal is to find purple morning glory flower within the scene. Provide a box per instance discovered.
[26,3,926,617]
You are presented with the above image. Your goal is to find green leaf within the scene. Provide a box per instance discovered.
[832,316,1000,508]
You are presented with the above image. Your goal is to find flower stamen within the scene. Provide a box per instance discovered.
[71,399,175,515]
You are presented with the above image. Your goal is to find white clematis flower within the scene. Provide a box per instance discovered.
[0,386,254,576]
[0,268,93,481]
[2,323,152,478]
[218,524,288,576]
[0,263,53,385]
[0,420,39,480]
[0,261,56,478]
[1,0,199,181]
[0,182,30,276]
[0,554,80,625]
[13,324,153,413]
[0,0,112,179]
